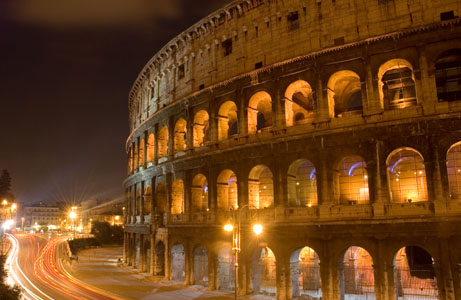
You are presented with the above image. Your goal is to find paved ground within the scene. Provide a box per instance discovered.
[66,246,274,300]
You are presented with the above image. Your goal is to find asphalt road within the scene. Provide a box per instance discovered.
[6,233,124,300]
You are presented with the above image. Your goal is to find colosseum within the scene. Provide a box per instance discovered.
[123,0,461,299]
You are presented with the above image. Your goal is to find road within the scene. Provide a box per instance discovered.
[6,233,124,300]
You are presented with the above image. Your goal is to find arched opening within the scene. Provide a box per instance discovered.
[193,245,208,287]
[191,174,208,211]
[379,59,417,110]
[218,246,235,291]
[154,241,165,276]
[171,244,185,282]
[158,126,169,158]
[248,91,273,134]
[447,142,461,200]
[327,71,363,117]
[139,139,145,166]
[285,80,314,127]
[339,247,375,300]
[174,118,187,153]
[387,148,427,203]
[394,246,438,299]
[147,133,155,162]
[287,159,318,207]
[337,156,369,205]
[155,182,167,215]
[144,185,151,215]
[171,179,184,214]
[248,165,274,209]
[217,169,238,210]
[250,247,277,296]
[193,110,210,147]
[435,49,461,102]
[290,246,322,299]
[218,101,238,141]
[134,144,139,169]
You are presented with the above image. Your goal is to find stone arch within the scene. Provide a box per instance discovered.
[248,165,274,209]
[435,49,461,102]
[447,142,461,200]
[217,245,235,290]
[191,174,208,211]
[250,246,277,296]
[144,185,151,215]
[378,59,417,110]
[155,182,167,214]
[218,101,238,141]
[171,179,184,214]
[158,126,169,158]
[287,159,318,207]
[217,169,238,210]
[147,133,155,162]
[139,139,145,166]
[394,246,438,299]
[284,80,314,127]
[171,244,185,282]
[327,70,363,117]
[290,246,322,298]
[154,241,165,276]
[193,245,208,286]
[338,246,375,300]
[248,91,272,134]
[335,155,369,204]
[174,118,187,153]
[386,147,427,203]
[193,110,210,147]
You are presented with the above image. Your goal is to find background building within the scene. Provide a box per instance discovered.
[124,1,461,299]
[81,198,125,232]
[23,203,59,230]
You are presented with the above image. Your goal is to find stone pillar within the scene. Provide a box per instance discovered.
[316,73,332,122]
[373,140,389,216]
[133,183,138,220]
[276,256,290,300]
[374,240,391,300]
[185,242,192,285]
[143,131,148,168]
[184,171,192,215]
[187,109,194,153]
[165,239,171,280]
[429,140,447,214]
[418,46,437,114]
[208,169,217,211]
[237,168,249,208]
[438,239,456,300]
[319,251,335,300]
[273,158,287,207]
[237,89,248,137]
[209,100,219,145]
[123,232,128,264]
[168,117,175,160]
[363,55,382,115]
[153,124,159,164]
[208,247,217,290]
[318,157,332,205]
[151,176,156,222]
[140,181,145,224]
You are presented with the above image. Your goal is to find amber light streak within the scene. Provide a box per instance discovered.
[7,234,120,300]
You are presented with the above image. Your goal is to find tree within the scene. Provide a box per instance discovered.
[0,255,21,300]
[91,221,123,245]
[0,170,14,201]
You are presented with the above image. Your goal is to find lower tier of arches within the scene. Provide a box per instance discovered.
[124,222,461,300]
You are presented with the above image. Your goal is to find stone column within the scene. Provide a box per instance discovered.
[273,157,287,207]
[373,140,389,216]
[185,242,192,285]
[429,140,447,214]
[153,124,159,164]
[208,169,217,211]
[363,55,382,115]
[418,46,437,114]
[209,99,219,145]
[237,89,248,138]
[165,238,171,280]
[187,108,194,153]
[150,233,155,276]
[274,78,287,130]
[316,73,332,122]
[275,256,290,300]
[168,117,175,160]
[237,167,249,208]
[143,131,148,168]
[140,181,145,224]
[318,156,332,205]
[438,239,456,300]
[319,250,335,300]
[184,171,192,216]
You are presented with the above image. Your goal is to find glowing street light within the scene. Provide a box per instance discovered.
[224,224,234,232]
[1,199,8,206]
[69,211,77,239]
[252,224,263,235]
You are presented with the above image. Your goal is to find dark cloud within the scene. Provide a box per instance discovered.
[0,0,232,206]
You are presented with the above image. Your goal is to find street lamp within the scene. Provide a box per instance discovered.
[69,211,77,239]
[223,205,263,300]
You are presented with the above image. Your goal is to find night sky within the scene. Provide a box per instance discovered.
[0,0,231,206]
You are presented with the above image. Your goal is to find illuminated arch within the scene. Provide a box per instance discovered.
[155,182,167,214]
[386,148,427,203]
[193,110,210,147]
[287,159,318,207]
[139,139,145,166]
[337,156,369,204]
[435,49,461,102]
[378,59,416,110]
[174,118,187,153]
[217,169,238,210]
[158,126,169,158]
[327,70,362,117]
[248,165,274,209]
[218,101,238,141]
[339,247,375,299]
[248,91,272,134]
[191,174,208,211]
[284,80,314,127]
[171,179,184,214]
[250,247,276,295]
[147,133,155,162]
[447,142,461,200]
[144,185,151,214]
[290,246,321,298]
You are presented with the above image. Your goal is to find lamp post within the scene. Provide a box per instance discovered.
[224,205,263,300]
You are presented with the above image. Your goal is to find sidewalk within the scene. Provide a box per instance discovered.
[67,246,274,300]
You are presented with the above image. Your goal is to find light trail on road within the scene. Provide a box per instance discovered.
[6,233,125,300]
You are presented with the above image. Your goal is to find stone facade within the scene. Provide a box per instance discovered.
[124,0,461,299]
